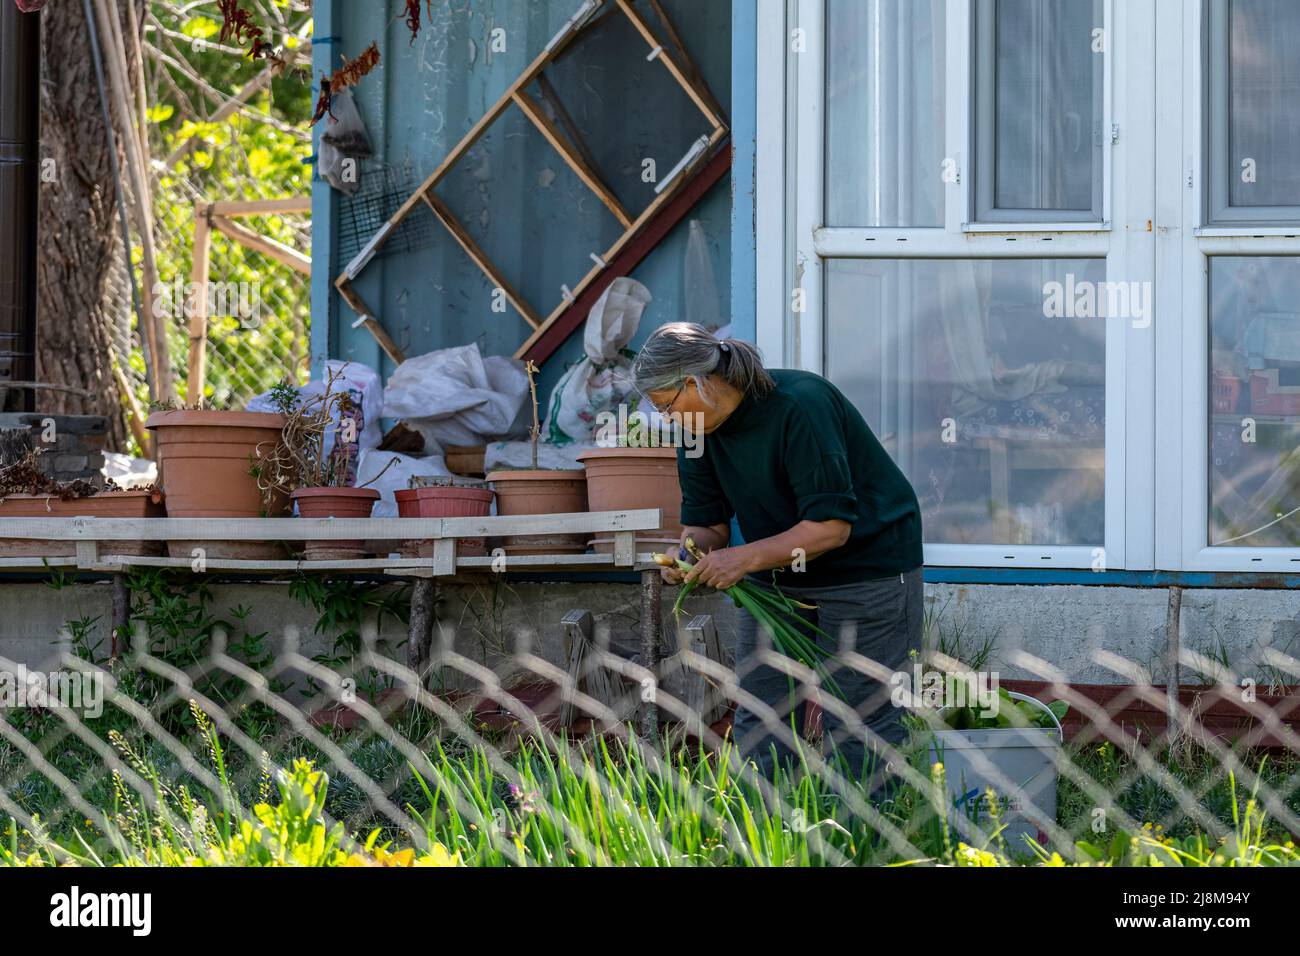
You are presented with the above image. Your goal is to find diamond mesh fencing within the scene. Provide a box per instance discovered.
[2,572,1298,868]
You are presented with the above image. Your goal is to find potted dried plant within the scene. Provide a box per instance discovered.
[256,373,390,560]
[0,444,164,558]
[484,361,587,555]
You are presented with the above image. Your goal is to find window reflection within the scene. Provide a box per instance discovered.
[826,259,1107,546]
[1209,257,1300,547]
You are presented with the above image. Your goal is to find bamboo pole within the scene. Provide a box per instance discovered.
[112,360,151,456]
[91,0,174,403]
[210,197,311,217]
[187,201,213,401]
[123,0,150,160]
[210,214,311,275]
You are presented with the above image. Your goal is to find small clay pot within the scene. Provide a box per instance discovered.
[291,486,379,560]
[577,447,682,553]
[396,483,494,557]
[485,469,588,555]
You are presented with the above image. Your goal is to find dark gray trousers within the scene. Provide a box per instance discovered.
[730,567,923,784]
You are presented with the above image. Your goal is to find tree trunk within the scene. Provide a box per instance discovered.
[35,0,139,451]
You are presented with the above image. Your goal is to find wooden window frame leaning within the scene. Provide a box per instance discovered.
[188,196,312,399]
[332,0,730,366]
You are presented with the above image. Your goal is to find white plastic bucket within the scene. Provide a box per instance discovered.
[928,691,1063,855]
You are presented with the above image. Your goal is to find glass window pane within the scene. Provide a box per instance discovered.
[975,0,1104,219]
[826,259,1107,547]
[825,0,946,227]
[1209,257,1300,547]
[1227,0,1300,209]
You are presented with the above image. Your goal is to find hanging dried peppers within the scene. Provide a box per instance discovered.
[310,41,383,126]
[403,1,440,44]
[218,0,288,70]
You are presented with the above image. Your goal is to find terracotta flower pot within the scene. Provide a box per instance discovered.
[290,487,380,560]
[485,469,588,556]
[396,481,494,557]
[577,446,682,553]
[0,490,165,558]
[146,409,287,560]
[443,445,487,478]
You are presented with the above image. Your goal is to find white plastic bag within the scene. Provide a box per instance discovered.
[684,220,722,331]
[382,344,529,452]
[355,449,451,519]
[319,90,372,195]
[102,452,157,489]
[543,277,652,446]
[484,441,588,472]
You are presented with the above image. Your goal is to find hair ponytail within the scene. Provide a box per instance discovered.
[714,337,774,399]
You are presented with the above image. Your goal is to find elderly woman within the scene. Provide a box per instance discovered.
[632,323,924,785]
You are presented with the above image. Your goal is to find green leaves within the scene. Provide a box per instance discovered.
[936,687,1068,732]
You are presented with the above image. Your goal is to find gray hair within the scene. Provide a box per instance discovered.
[632,323,775,406]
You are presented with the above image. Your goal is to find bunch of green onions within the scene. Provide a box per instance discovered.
[653,540,848,703]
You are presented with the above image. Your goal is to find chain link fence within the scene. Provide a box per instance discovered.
[2,572,1298,867]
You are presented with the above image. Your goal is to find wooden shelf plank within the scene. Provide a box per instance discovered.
[0,510,662,541]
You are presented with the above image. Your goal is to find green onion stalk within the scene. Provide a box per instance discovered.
[652,542,848,704]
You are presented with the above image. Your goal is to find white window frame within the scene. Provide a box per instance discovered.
[758,0,1155,571]
[1165,0,1300,573]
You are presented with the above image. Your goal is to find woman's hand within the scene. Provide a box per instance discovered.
[684,546,754,591]
[660,560,687,586]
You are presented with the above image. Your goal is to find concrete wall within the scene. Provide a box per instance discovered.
[3,581,1295,691]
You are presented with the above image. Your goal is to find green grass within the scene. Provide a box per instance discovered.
[3,701,1299,867]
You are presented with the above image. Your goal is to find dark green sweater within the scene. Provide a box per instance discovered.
[676,369,923,587]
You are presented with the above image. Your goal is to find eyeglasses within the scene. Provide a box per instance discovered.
[644,380,687,416]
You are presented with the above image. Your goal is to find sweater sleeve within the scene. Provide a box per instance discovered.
[677,445,734,528]
[783,404,859,524]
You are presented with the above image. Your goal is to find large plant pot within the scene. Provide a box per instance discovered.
[577,447,682,553]
[146,409,286,560]
[291,487,379,560]
[0,490,166,558]
[396,480,494,557]
[485,470,587,556]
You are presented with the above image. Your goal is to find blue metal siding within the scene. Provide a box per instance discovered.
[311,0,733,403]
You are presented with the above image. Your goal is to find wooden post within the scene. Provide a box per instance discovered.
[110,573,130,659]
[187,201,213,401]
[639,568,662,738]
[683,613,727,727]
[1166,586,1183,745]
[408,578,437,679]
[560,608,594,729]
